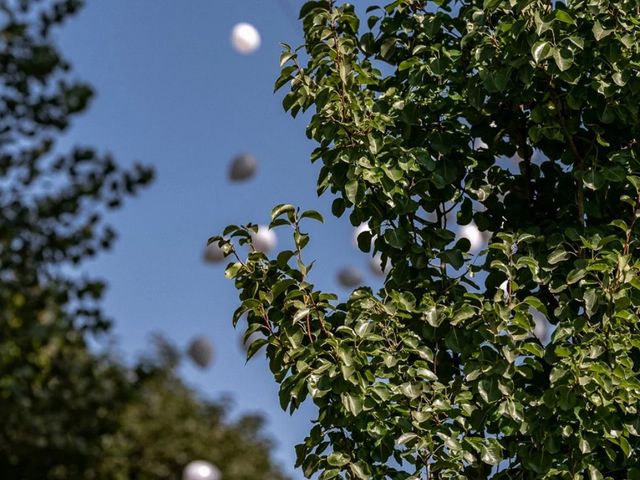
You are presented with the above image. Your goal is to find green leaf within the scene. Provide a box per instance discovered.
[549,366,568,383]
[588,465,603,480]
[224,262,243,279]
[554,9,575,25]
[397,432,419,445]
[480,439,503,465]
[349,462,371,480]
[345,179,358,204]
[398,57,420,71]
[628,175,640,192]
[524,296,548,315]
[271,203,296,221]
[548,248,570,264]
[423,305,441,327]
[593,21,612,41]
[341,394,363,415]
[584,289,598,317]
[478,377,501,403]
[279,50,296,67]
[451,305,475,325]
[583,170,604,190]
[552,47,574,71]
[567,268,587,284]
[300,209,324,223]
[440,249,464,270]
[483,0,502,10]
[400,382,422,399]
[531,40,552,63]
[293,307,311,323]
[327,452,350,467]
[384,228,408,249]
[416,368,438,381]
[356,230,372,252]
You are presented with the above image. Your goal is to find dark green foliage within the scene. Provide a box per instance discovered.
[215,1,640,478]
[0,2,288,479]
[0,0,152,476]
[96,342,289,480]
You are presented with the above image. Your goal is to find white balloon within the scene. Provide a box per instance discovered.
[369,253,391,277]
[251,225,276,253]
[337,266,363,288]
[459,223,484,252]
[183,460,221,480]
[352,223,371,247]
[230,22,261,54]
[499,280,509,302]
[531,309,550,344]
[202,242,225,263]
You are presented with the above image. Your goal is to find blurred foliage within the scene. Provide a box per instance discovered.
[214,0,640,478]
[97,338,289,480]
[0,1,287,479]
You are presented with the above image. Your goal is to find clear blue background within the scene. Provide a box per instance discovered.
[56,1,383,476]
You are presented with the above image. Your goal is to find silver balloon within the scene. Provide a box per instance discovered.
[499,280,509,302]
[230,22,261,54]
[531,308,550,345]
[369,253,391,277]
[337,266,363,288]
[202,242,225,263]
[481,229,493,243]
[458,223,484,252]
[183,460,221,480]
[187,336,213,369]
[228,153,257,182]
[250,225,276,253]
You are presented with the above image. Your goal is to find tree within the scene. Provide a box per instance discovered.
[0,0,152,476]
[213,0,640,478]
[0,2,288,479]
[95,336,289,480]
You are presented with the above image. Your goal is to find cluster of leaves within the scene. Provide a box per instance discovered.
[215,0,640,478]
[0,2,288,479]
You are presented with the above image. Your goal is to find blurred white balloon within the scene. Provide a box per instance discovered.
[240,330,263,354]
[251,225,276,253]
[337,266,363,288]
[202,242,225,263]
[352,223,371,247]
[187,337,213,369]
[531,309,550,344]
[231,22,261,54]
[228,153,257,182]
[369,253,391,277]
[459,223,484,252]
[183,460,221,480]
[499,280,509,301]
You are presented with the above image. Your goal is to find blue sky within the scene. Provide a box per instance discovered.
[55,1,384,476]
